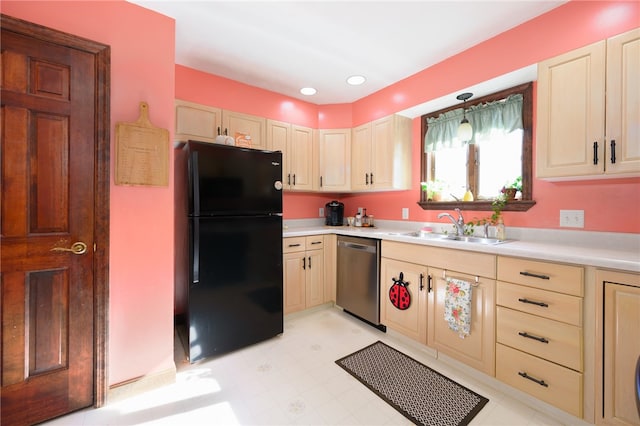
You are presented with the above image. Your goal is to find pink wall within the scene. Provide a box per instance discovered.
[2,1,176,386]
[345,1,640,233]
[175,0,639,233]
[175,66,319,128]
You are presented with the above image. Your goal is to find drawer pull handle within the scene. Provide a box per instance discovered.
[519,271,550,280]
[517,298,549,308]
[288,243,301,247]
[518,331,549,344]
[518,371,549,388]
[310,241,322,245]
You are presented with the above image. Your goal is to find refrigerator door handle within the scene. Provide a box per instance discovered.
[193,219,200,284]
[191,151,200,216]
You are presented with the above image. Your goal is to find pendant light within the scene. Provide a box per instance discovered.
[456,92,473,142]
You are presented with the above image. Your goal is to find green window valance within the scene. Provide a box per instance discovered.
[424,93,523,152]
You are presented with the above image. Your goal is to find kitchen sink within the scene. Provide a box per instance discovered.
[388,231,510,245]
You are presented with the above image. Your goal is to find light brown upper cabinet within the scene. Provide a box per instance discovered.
[536,28,640,180]
[351,115,412,191]
[222,110,267,150]
[267,120,314,191]
[175,99,222,143]
[175,100,266,149]
[318,129,351,192]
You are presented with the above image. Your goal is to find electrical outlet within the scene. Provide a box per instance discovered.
[319,207,324,217]
[402,208,409,220]
[358,207,364,215]
[560,209,584,228]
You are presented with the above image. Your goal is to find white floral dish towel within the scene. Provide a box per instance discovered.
[444,277,472,338]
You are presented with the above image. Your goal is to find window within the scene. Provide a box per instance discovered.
[419,83,535,212]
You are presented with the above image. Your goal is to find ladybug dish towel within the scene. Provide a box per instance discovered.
[444,277,472,338]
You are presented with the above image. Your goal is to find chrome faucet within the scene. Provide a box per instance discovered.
[437,208,465,236]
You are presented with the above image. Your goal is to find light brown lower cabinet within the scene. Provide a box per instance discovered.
[598,269,640,425]
[380,258,428,344]
[380,241,496,376]
[283,236,324,314]
[496,343,583,417]
[428,268,496,376]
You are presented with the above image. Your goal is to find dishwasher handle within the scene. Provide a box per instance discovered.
[338,241,377,253]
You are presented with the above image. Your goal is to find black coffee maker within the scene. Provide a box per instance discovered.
[325,200,344,226]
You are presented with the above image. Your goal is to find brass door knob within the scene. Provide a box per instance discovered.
[51,241,88,255]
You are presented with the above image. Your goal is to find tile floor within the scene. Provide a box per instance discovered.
[45,307,589,425]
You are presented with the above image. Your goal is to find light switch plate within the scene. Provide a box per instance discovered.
[560,209,584,228]
[402,208,409,220]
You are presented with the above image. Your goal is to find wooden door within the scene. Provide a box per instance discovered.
[1,15,109,425]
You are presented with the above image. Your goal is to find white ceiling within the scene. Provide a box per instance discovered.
[128,0,565,115]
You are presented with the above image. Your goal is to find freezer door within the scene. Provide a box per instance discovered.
[187,141,282,216]
[188,215,283,362]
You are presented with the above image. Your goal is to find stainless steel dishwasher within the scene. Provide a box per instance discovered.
[336,235,385,331]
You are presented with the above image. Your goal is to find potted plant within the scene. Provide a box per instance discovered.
[421,180,444,201]
[501,176,522,201]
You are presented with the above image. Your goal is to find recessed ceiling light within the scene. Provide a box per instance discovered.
[300,87,317,96]
[347,75,366,86]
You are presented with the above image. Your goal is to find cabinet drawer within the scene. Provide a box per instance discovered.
[497,281,582,326]
[496,344,582,418]
[283,237,306,253]
[497,306,582,371]
[497,257,583,296]
[305,235,324,250]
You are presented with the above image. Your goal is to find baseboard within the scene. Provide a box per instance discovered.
[107,366,177,404]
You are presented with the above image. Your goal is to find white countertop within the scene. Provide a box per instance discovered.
[283,220,640,273]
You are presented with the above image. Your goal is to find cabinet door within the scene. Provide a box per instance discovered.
[175,100,222,143]
[323,234,337,303]
[606,28,640,176]
[290,125,314,191]
[318,129,351,192]
[603,282,640,425]
[351,123,372,191]
[536,41,606,179]
[380,258,427,344]
[222,110,266,150]
[372,115,411,190]
[267,120,291,187]
[306,249,325,308]
[283,252,306,314]
[428,268,496,376]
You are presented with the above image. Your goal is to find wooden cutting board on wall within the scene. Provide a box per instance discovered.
[115,101,169,186]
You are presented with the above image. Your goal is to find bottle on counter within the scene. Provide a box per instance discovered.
[354,212,362,227]
[362,209,369,227]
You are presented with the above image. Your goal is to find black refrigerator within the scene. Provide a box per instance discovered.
[185,141,283,363]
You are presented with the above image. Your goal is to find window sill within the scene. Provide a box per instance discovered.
[418,199,536,212]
